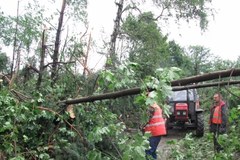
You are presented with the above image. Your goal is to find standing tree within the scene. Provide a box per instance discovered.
[167,40,192,75]
[122,12,169,78]
[212,56,235,71]
[106,0,124,69]
[105,0,213,69]
[187,45,212,75]
[51,0,67,86]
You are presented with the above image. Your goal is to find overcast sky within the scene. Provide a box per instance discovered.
[88,0,240,61]
[1,0,240,62]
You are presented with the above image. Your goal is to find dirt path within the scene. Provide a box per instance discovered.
[157,128,192,160]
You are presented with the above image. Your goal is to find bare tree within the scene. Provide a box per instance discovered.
[10,0,20,78]
[51,0,67,86]
[106,0,124,68]
[36,29,47,90]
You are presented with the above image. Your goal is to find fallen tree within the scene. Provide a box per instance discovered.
[172,80,240,91]
[171,68,240,86]
[60,68,240,105]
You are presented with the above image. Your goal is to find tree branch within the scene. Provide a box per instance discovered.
[37,106,89,149]
[44,61,75,69]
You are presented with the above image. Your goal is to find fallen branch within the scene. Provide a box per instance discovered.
[10,89,32,102]
[60,80,240,105]
[0,73,11,83]
[36,106,89,149]
[61,87,142,104]
[223,86,240,99]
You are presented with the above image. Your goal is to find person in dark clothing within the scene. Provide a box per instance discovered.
[209,93,228,152]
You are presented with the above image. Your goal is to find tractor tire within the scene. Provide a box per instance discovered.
[196,112,204,137]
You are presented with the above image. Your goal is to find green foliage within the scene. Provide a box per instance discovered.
[119,133,149,160]
[15,13,42,52]
[211,56,235,71]
[168,99,240,160]
[0,89,76,159]
[135,67,181,117]
[0,11,13,46]
[186,45,213,75]
[0,51,9,72]
[167,41,192,76]
[215,105,240,160]
[0,1,232,159]
[66,0,87,22]
[74,101,148,160]
[152,0,213,30]
[168,133,214,160]
[97,61,138,92]
[122,12,170,78]
[0,89,48,159]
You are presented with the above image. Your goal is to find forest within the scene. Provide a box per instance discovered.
[0,0,240,160]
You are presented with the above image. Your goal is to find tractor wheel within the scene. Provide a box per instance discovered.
[196,112,204,137]
[166,118,173,130]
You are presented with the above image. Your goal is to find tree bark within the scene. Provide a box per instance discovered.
[106,0,124,68]
[83,33,91,76]
[60,80,240,105]
[60,68,240,105]
[11,0,20,78]
[51,0,66,86]
[61,87,141,104]
[172,80,240,91]
[171,68,240,86]
[36,29,46,90]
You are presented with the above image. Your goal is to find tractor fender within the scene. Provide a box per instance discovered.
[196,109,204,113]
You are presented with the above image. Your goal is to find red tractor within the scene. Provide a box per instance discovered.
[166,89,204,137]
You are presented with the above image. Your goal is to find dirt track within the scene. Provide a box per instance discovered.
[157,128,192,160]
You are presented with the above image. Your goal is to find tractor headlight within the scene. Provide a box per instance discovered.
[177,111,181,115]
[182,111,187,115]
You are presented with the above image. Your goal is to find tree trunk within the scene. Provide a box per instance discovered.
[172,80,240,91]
[60,69,240,104]
[51,0,66,86]
[36,29,46,90]
[11,0,20,78]
[15,44,22,73]
[83,33,91,76]
[105,0,124,68]
[171,68,240,86]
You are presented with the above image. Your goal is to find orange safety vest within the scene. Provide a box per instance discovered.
[144,103,166,136]
[211,101,225,124]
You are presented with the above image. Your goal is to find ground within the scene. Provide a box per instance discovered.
[157,128,191,160]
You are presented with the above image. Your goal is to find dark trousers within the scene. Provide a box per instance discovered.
[145,136,161,159]
[213,132,223,152]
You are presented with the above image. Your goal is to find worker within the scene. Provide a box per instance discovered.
[142,91,167,159]
[209,92,228,152]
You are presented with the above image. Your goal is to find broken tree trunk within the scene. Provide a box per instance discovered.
[172,80,240,91]
[51,0,67,86]
[36,29,46,90]
[171,68,240,86]
[106,0,124,68]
